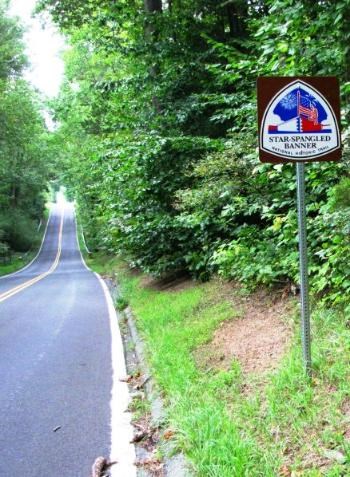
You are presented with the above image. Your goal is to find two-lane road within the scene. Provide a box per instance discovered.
[0,203,135,476]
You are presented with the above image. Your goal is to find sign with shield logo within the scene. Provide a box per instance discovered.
[258,77,341,163]
[257,77,341,376]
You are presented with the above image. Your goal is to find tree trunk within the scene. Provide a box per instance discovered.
[226,4,244,37]
[144,0,162,113]
[144,0,162,13]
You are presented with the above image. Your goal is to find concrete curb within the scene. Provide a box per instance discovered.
[108,279,192,477]
[124,307,165,427]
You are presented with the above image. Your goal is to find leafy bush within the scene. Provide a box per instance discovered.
[43,0,350,302]
[0,229,10,261]
[0,211,39,252]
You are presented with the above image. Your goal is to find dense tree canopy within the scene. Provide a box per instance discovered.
[38,0,350,301]
[0,1,52,255]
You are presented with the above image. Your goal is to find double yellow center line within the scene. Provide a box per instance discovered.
[0,210,64,304]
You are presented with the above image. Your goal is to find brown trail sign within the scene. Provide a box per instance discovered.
[258,77,341,164]
[257,77,341,375]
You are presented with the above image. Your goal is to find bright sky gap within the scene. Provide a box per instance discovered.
[9,0,65,128]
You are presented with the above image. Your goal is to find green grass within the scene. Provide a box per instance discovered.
[0,211,49,277]
[0,252,36,276]
[88,253,350,476]
[115,296,129,311]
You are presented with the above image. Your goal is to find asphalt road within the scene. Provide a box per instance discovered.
[0,203,135,476]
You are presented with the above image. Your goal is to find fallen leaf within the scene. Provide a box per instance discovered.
[134,375,150,390]
[91,457,117,477]
[279,465,291,476]
[135,457,163,470]
[130,431,148,443]
[119,375,132,383]
[163,429,174,440]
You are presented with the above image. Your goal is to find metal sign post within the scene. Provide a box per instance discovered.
[257,76,341,376]
[296,162,311,376]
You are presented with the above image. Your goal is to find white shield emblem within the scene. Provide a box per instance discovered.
[260,80,340,160]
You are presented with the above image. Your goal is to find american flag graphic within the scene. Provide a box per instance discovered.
[267,85,332,134]
[297,90,318,124]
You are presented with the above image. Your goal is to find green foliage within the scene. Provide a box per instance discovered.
[330,177,350,209]
[0,4,52,254]
[0,211,37,252]
[43,0,350,302]
[115,296,129,312]
[0,227,10,261]
[0,2,27,80]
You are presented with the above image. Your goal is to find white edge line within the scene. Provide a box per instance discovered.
[81,227,91,254]
[0,206,52,280]
[74,209,136,476]
[95,274,137,477]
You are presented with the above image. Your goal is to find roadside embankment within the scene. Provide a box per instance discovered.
[86,252,350,476]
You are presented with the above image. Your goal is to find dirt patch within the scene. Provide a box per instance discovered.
[195,285,294,374]
[341,399,350,440]
[125,265,142,276]
[140,274,194,292]
[281,452,330,474]
[341,398,350,416]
